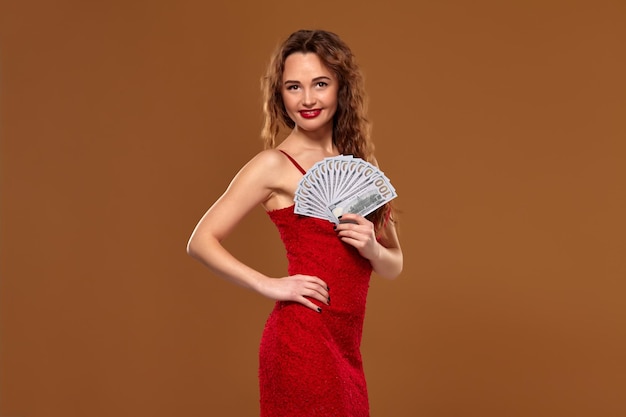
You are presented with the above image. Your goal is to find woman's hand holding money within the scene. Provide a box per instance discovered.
[334,213,381,261]
[257,274,330,313]
[335,213,403,279]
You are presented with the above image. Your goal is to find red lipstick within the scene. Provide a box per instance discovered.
[300,109,321,119]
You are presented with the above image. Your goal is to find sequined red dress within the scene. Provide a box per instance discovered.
[259,152,373,417]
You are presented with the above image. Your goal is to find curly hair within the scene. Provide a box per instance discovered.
[260,29,393,229]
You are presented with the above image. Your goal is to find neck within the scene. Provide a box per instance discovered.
[289,126,336,153]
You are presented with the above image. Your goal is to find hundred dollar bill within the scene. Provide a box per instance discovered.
[294,155,398,223]
[294,205,334,222]
[327,174,397,222]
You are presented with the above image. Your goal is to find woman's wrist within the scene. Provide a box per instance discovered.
[250,274,271,295]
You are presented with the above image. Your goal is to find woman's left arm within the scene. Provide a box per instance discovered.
[334,213,403,279]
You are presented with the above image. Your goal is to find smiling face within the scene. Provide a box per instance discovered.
[281,52,339,137]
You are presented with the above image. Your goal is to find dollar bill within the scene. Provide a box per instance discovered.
[294,155,397,223]
[327,174,397,222]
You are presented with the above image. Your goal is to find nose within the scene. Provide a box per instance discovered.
[302,88,316,107]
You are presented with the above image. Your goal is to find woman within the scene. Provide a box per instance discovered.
[187,29,403,417]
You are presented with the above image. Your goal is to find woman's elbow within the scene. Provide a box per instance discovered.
[379,255,403,280]
[186,233,221,262]
[186,236,201,259]
[380,267,403,280]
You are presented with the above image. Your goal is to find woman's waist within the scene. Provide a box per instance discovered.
[264,303,366,356]
[272,300,367,328]
[285,248,372,275]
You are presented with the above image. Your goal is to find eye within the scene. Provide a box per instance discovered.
[286,84,299,91]
[316,81,328,88]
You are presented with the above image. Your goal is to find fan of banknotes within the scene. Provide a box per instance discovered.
[294,155,397,223]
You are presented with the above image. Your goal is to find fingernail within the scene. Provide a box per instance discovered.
[328,296,331,304]
[317,307,322,313]
[333,225,337,230]
[338,215,343,219]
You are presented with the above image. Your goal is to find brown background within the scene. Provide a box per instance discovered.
[1,1,625,416]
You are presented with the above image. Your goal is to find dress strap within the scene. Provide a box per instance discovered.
[278,150,306,175]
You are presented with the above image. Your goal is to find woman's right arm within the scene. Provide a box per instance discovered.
[186,150,329,312]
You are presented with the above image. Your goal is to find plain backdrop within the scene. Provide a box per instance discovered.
[1,1,625,416]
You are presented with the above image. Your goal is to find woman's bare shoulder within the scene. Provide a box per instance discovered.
[233,148,297,190]
[253,148,289,165]
[233,148,287,177]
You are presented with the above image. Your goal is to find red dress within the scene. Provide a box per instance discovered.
[259,152,373,417]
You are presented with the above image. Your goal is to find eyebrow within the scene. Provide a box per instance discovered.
[283,76,332,85]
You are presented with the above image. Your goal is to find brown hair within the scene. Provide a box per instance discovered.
[260,29,393,229]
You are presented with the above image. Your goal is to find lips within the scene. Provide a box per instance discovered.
[299,109,322,119]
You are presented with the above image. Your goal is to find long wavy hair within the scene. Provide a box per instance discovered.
[260,29,393,229]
